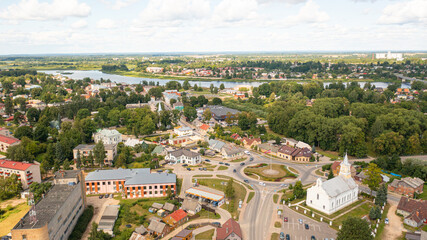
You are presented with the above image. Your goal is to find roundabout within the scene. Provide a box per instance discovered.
[243,163,298,182]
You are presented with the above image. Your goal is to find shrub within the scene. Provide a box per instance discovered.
[68,205,94,240]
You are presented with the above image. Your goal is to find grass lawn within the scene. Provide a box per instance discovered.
[274,221,281,228]
[193,175,214,178]
[417,184,427,200]
[247,192,255,203]
[218,166,228,171]
[273,194,279,204]
[288,167,299,175]
[197,209,221,219]
[244,164,297,182]
[332,201,374,230]
[195,229,215,240]
[195,178,247,218]
[303,199,364,219]
[0,203,31,236]
[315,169,324,176]
[231,157,247,162]
[316,150,342,160]
[271,233,279,240]
[216,175,232,179]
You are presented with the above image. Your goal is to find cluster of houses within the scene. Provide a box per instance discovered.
[256,137,313,162]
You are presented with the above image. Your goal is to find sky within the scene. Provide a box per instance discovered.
[0,0,426,54]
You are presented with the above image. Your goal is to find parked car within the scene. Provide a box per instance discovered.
[244,179,249,183]
[249,157,254,161]
[298,219,303,224]
[187,168,191,171]
[305,224,309,230]
[311,236,316,240]
[205,159,211,162]
[244,150,250,155]
[225,163,230,166]
[240,162,245,166]
[219,162,224,165]
[199,168,203,170]
[280,232,285,240]
[385,218,389,224]
[126,224,132,228]
[212,222,221,227]
[157,170,163,172]
[286,234,290,240]
[284,217,288,222]
[99,195,104,199]
[183,164,188,167]
[233,169,237,173]
[105,194,109,198]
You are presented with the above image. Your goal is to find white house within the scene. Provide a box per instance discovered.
[165,149,201,165]
[174,127,193,137]
[306,154,358,215]
[93,129,122,145]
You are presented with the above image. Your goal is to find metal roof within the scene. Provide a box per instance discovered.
[321,177,358,197]
[124,172,176,185]
[185,186,224,202]
[85,168,150,181]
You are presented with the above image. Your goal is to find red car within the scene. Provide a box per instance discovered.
[284,217,288,222]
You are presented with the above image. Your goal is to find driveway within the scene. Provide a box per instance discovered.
[383,202,404,240]
[81,196,119,240]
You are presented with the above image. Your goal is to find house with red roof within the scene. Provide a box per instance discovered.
[277,145,312,162]
[230,133,241,140]
[216,218,242,240]
[0,159,41,189]
[199,124,213,134]
[162,209,188,228]
[0,134,20,152]
[397,197,427,227]
[241,137,261,148]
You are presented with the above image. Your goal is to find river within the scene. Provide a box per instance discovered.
[40,70,411,89]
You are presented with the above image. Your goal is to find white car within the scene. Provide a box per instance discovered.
[385,218,389,224]
[244,151,250,155]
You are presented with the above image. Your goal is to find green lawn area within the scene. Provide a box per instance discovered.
[231,157,247,162]
[417,184,427,200]
[315,169,324,176]
[316,150,342,160]
[195,229,215,240]
[0,203,31,236]
[273,194,279,204]
[193,175,214,178]
[332,202,374,230]
[247,192,255,203]
[244,164,297,182]
[304,199,364,219]
[195,178,247,218]
[274,221,281,228]
[218,166,228,171]
[271,233,279,240]
[196,209,221,219]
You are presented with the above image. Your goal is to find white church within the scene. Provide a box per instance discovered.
[306,154,359,215]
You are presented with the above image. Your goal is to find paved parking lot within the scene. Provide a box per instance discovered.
[280,206,337,240]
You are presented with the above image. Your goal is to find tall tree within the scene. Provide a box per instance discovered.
[225,178,235,199]
[93,141,106,167]
[4,97,13,115]
[362,163,382,195]
[203,108,212,122]
[183,106,197,122]
[337,217,373,240]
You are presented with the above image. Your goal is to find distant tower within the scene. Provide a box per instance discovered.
[339,152,352,179]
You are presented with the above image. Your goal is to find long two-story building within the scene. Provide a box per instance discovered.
[85,168,176,198]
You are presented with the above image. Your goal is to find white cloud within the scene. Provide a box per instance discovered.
[257,0,306,4]
[100,0,138,10]
[96,18,117,29]
[71,19,88,29]
[0,0,91,21]
[284,0,329,25]
[133,0,210,28]
[378,0,427,25]
[213,0,259,23]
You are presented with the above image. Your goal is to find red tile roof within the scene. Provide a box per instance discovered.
[331,161,341,171]
[397,197,427,224]
[200,124,210,131]
[0,159,34,171]
[230,133,240,140]
[170,209,187,222]
[216,218,242,240]
[0,135,20,145]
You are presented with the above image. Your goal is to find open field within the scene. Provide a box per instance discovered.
[0,203,31,236]
[195,229,215,240]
